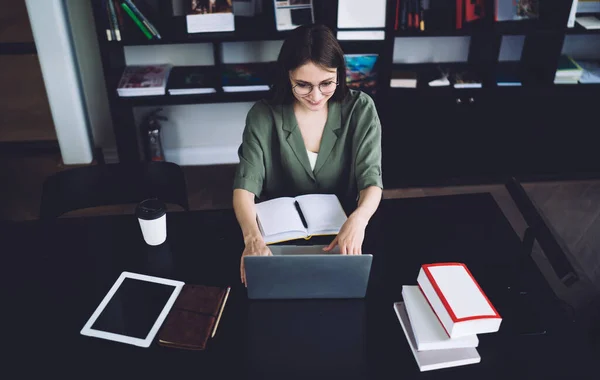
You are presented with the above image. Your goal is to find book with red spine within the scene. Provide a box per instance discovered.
[417,262,502,338]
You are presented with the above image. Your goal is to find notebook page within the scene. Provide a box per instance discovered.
[255,197,306,239]
[295,194,347,236]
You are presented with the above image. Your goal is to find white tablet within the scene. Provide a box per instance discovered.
[80,271,184,348]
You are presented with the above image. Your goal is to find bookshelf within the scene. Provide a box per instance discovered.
[89,0,600,186]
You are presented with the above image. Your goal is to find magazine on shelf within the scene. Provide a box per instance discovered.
[344,54,379,96]
[221,62,275,92]
[117,64,173,97]
[167,66,218,95]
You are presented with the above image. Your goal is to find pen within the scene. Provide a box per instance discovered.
[211,286,231,338]
[294,201,308,229]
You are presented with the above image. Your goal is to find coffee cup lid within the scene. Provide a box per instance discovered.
[136,199,166,220]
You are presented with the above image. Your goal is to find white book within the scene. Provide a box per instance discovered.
[402,286,479,351]
[337,0,386,29]
[394,302,481,372]
[568,0,579,28]
[417,263,502,339]
[186,13,235,33]
[222,85,270,92]
[168,88,217,95]
[255,194,347,245]
[578,61,600,84]
[576,16,600,30]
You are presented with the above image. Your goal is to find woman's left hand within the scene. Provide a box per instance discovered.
[323,214,368,255]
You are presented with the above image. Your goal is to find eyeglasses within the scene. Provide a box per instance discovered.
[292,80,339,96]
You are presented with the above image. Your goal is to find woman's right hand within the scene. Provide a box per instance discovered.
[240,237,272,286]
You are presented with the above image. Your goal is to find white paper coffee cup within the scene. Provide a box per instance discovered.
[136,199,167,246]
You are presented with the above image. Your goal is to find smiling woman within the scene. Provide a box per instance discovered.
[232,23,384,285]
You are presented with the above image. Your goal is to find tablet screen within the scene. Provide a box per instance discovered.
[90,278,178,339]
[81,272,185,347]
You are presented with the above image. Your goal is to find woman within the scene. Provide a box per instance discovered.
[233,24,383,285]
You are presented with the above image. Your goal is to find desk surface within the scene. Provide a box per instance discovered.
[4,193,599,379]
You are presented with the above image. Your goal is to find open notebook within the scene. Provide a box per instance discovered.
[255,194,348,245]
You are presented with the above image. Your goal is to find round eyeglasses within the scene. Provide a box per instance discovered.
[292,81,339,96]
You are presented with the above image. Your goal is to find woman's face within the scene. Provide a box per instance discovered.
[289,61,337,112]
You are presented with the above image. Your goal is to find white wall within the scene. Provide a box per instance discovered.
[499,35,525,61]
[393,37,471,63]
[222,40,283,63]
[393,35,526,63]
[25,0,94,164]
[562,34,600,59]
[124,43,214,66]
[133,102,254,165]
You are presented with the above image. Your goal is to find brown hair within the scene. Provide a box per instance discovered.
[269,23,348,105]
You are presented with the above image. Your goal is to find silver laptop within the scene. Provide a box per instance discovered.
[244,245,373,300]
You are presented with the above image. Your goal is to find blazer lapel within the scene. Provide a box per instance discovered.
[282,103,316,181]
[313,101,341,175]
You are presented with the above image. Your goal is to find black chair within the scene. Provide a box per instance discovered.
[505,177,578,287]
[40,162,189,219]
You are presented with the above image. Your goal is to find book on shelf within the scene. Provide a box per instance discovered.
[390,70,417,88]
[158,284,231,350]
[428,67,451,87]
[568,0,579,27]
[255,194,347,245]
[167,66,218,95]
[337,0,386,29]
[576,15,600,29]
[273,0,315,31]
[221,63,274,92]
[106,0,121,41]
[496,65,522,86]
[554,55,583,84]
[344,54,379,96]
[417,263,502,339]
[402,286,479,351]
[117,64,173,97]
[394,0,492,32]
[575,59,600,84]
[452,71,482,89]
[187,0,235,33]
[394,302,481,372]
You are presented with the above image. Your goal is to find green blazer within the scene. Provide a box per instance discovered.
[233,89,383,203]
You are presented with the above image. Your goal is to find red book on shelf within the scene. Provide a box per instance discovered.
[456,0,463,29]
[417,262,502,339]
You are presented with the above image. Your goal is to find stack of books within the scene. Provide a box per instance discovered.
[554,55,583,84]
[394,262,502,372]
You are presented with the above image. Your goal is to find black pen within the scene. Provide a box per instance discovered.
[294,201,308,229]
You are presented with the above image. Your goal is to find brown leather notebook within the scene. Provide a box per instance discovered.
[157,284,230,350]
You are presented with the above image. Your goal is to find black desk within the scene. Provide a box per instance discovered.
[5,193,598,379]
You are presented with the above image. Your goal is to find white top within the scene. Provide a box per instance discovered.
[307,149,318,171]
